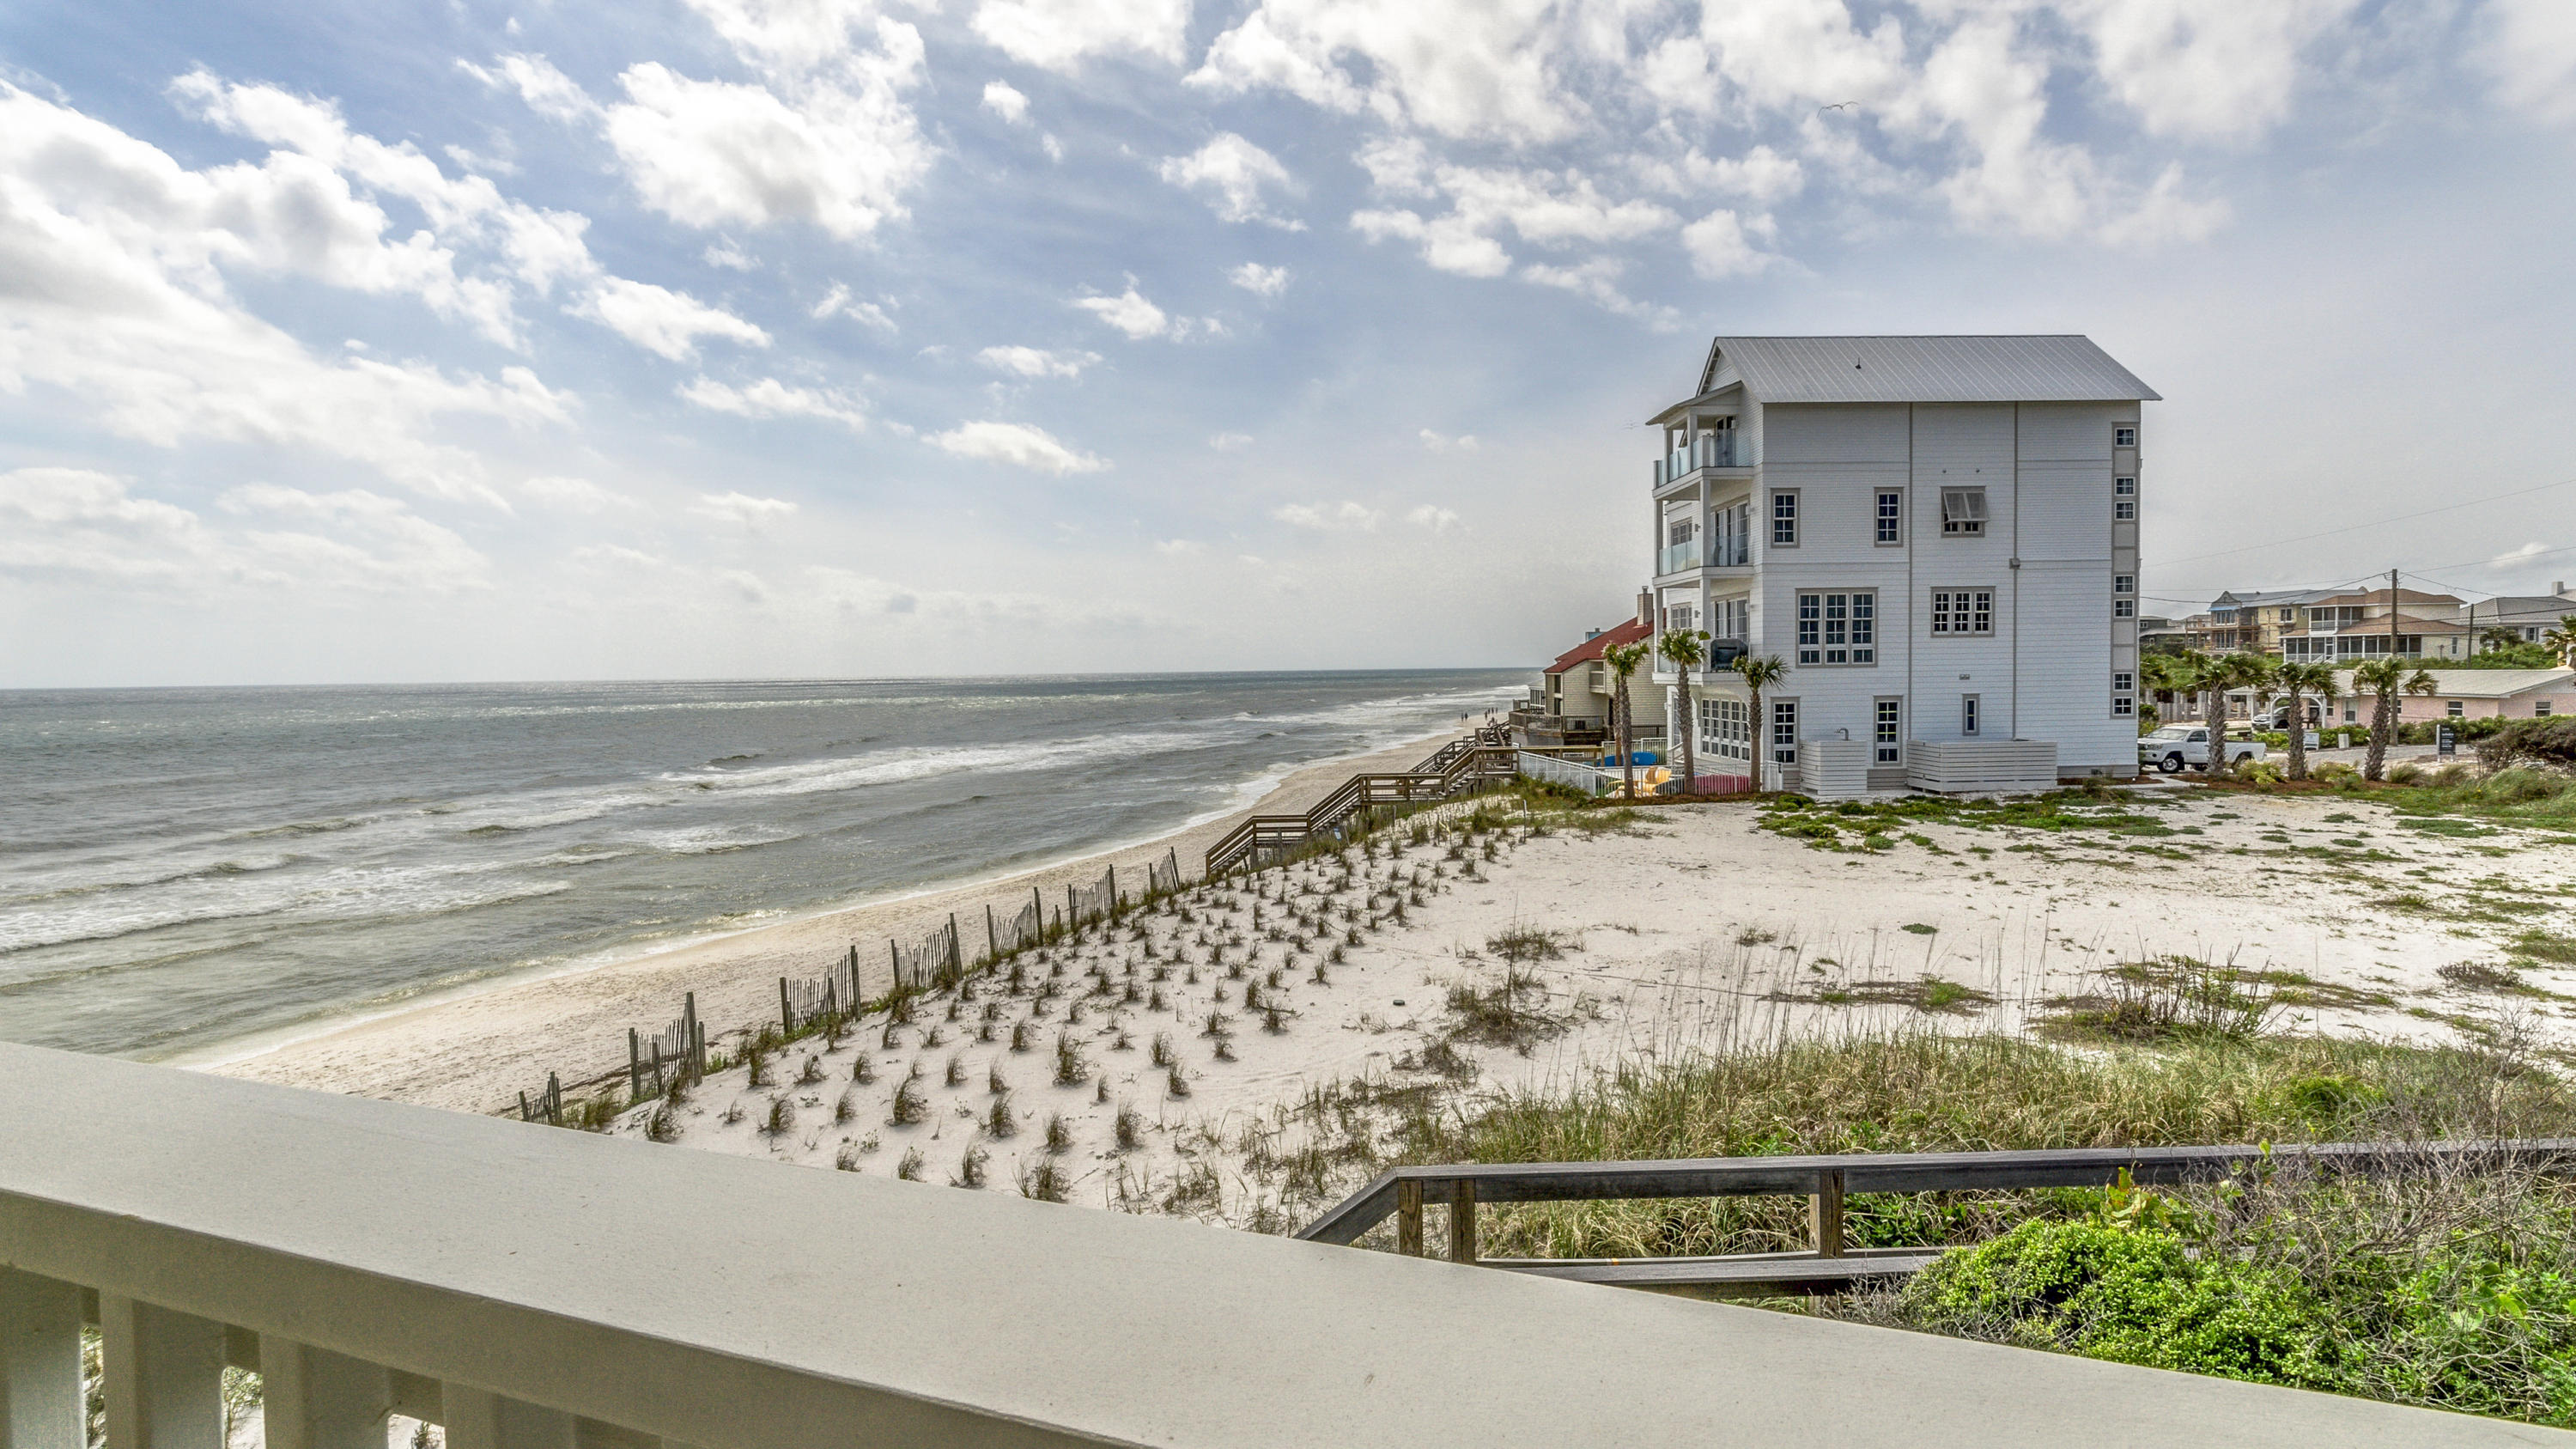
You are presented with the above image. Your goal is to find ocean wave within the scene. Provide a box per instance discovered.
[0,860,577,955]
[635,824,801,855]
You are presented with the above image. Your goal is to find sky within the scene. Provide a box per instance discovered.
[1,0,2572,687]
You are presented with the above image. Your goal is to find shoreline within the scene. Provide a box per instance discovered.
[209,727,1464,1113]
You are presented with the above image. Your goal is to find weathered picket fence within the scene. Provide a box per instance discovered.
[890,916,963,991]
[516,1072,562,1125]
[625,993,707,1100]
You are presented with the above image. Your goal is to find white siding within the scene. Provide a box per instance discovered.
[1763,404,1909,464]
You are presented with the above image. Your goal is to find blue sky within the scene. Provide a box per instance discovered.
[2,0,2572,685]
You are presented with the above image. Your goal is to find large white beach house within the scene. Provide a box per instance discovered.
[1648,335,2158,794]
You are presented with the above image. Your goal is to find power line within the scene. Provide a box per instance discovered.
[2154,474,2576,568]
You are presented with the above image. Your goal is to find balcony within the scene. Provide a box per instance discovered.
[1657,539,1701,575]
[1650,431,1754,486]
[0,1042,2525,1449]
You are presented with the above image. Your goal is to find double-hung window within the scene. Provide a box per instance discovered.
[2114,574,2136,618]
[1874,698,1901,764]
[2114,477,2137,521]
[1770,490,1799,547]
[1771,700,1798,764]
[1961,695,1981,737]
[1940,487,1987,537]
[2113,426,2137,447]
[1874,490,1903,545]
[1795,591,1875,666]
[2112,671,2136,719]
[1929,588,1994,636]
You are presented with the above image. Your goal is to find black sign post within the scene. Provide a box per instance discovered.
[2436,723,2457,757]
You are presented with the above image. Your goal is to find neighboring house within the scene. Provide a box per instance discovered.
[2236,667,2576,732]
[1644,334,2156,790]
[1522,604,1653,745]
[2470,584,2576,649]
[2275,588,2470,662]
[2206,588,2344,654]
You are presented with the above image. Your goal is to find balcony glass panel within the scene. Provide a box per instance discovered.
[1658,539,1702,574]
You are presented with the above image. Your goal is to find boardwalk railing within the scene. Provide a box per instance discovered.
[1298,1140,2576,1297]
[4,1044,2554,1449]
[1203,730,1589,878]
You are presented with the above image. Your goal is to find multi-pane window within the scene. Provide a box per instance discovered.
[2115,497,2137,521]
[1874,490,1902,545]
[1668,518,1695,545]
[2114,575,2136,619]
[2116,598,2136,618]
[1698,697,1750,764]
[1929,588,1994,636]
[1795,591,1875,665]
[1710,595,1747,642]
[2115,476,2137,496]
[1940,487,1987,536]
[2112,671,2136,719]
[1771,490,1799,546]
[1874,698,1901,764]
[2114,427,2137,447]
[1771,700,1798,764]
[2447,700,2465,718]
[1962,695,1981,737]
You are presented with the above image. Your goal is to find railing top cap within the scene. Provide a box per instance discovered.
[4,1046,2545,1447]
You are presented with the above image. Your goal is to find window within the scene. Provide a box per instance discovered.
[2116,598,2136,618]
[2446,700,2465,719]
[1929,588,1994,636]
[2343,702,2358,722]
[2112,671,2135,719]
[2114,574,2134,596]
[1796,590,1876,665]
[1771,490,1798,547]
[1874,698,1901,764]
[1940,487,1988,537]
[1874,490,1903,545]
[1962,695,1981,737]
[1771,700,1798,764]
[1668,518,1695,545]
[2114,476,2137,496]
[2115,497,2136,521]
[1699,697,1750,764]
[2114,426,2136,447]
[2540,701,2555,717]
[1710,595,1747,642]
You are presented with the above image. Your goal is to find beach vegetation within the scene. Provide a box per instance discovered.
[798,1055,824,1085]
[647,1105,678,1142]
[896,1146,925,1181]
[852,1055,876,1084]
[834,1090,858,1124]
[1046,1113,1073,1154]
[761,1098,793,1136]
[953,1145,989,1189]
[1054,1032,1089,1086]
[1168,1065,1191,1098]
[1019,1159,1071,1202]
[1115,1105,1144,1150]
[890,1077,927,1125]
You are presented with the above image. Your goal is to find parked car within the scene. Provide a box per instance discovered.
[2137,725,2268,774]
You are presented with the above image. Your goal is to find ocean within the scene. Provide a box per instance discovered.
[0,671,1528,1062]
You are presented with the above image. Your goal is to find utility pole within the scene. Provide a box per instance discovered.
[2389,568,2401,660]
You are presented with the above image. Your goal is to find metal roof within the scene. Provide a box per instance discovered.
[1686,335,2160,405]
[2328,668,2573,698]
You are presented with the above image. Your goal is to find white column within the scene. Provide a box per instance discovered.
[443,1385,578,1449]
[0,1270,85,1449]
[99,1298,224,1449]
[260,1340,388,1449]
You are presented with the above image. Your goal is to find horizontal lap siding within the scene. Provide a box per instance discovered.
[2014,564,2123,768]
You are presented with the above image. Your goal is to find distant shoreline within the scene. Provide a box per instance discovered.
[208,728,1463,1113]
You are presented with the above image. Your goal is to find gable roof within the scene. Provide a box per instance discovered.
[1690,335,2160,405]
[1546,616,1650,676]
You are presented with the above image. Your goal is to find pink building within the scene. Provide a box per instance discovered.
[2356,668,2576,722]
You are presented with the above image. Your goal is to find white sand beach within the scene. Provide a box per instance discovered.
[590,782,2576,1232]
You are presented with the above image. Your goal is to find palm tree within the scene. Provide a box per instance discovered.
[1601,639,1651,800]
[2480,626,2523,655]
[2272,661,2338,780]
[2354,657,2439,781]
[1731,653,1790,791]
[2203,652,2274,774]
[1656,628,1710,790]
[2547,615,2576,668]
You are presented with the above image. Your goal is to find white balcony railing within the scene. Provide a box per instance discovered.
[0,1042,2530,1449]
[1651,431,1754,486]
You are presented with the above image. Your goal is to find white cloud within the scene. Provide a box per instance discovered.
[1154,538,1206,555]
[1406,503,1461,532]
[1417,429,1477,452]
[813,283,898,334]
[971,0,1193,70]
[702,238,757,270]
[1273,500,1383,531]
[519,476,637,513]
[2069,0,2361,143]
[1519,257,1676,326]
[570,276,770,360]
[927,421,1109,473]
[982,80,1031,124]
[1191,0,1597,143]
[679,376,869,430]
[1678,208,1781,279]
[1209,431,1254,451]
[2479,0,2576,125]
[0,469,490,593]
[1353,153,1675,283]
[677,0,886,75]
[1157,133,1304,227]
[459,53,601,124]
[977,345,1102,378]
[1229,262,1291,296]
[0,83,571,506]
[1072,284,1171,338]
[689,490,799,524]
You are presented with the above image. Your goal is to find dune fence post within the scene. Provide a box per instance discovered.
[889,939,902,993]
[1397,1179,1425,1257]
[1811,1169,1846,1258]
[949,914,962,977]
[987,904,998,963]
[1108,865,1118,920]
[778,977,793,1037]
[627,1029,644,1104]
[683,992,702,1080]
[1450,1179,1478,1264]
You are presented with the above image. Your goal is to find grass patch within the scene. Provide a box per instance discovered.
[2037,959,2280,1043]
[1769,975,1996,1015]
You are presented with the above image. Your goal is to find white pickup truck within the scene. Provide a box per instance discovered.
[2138,725,2268,774]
